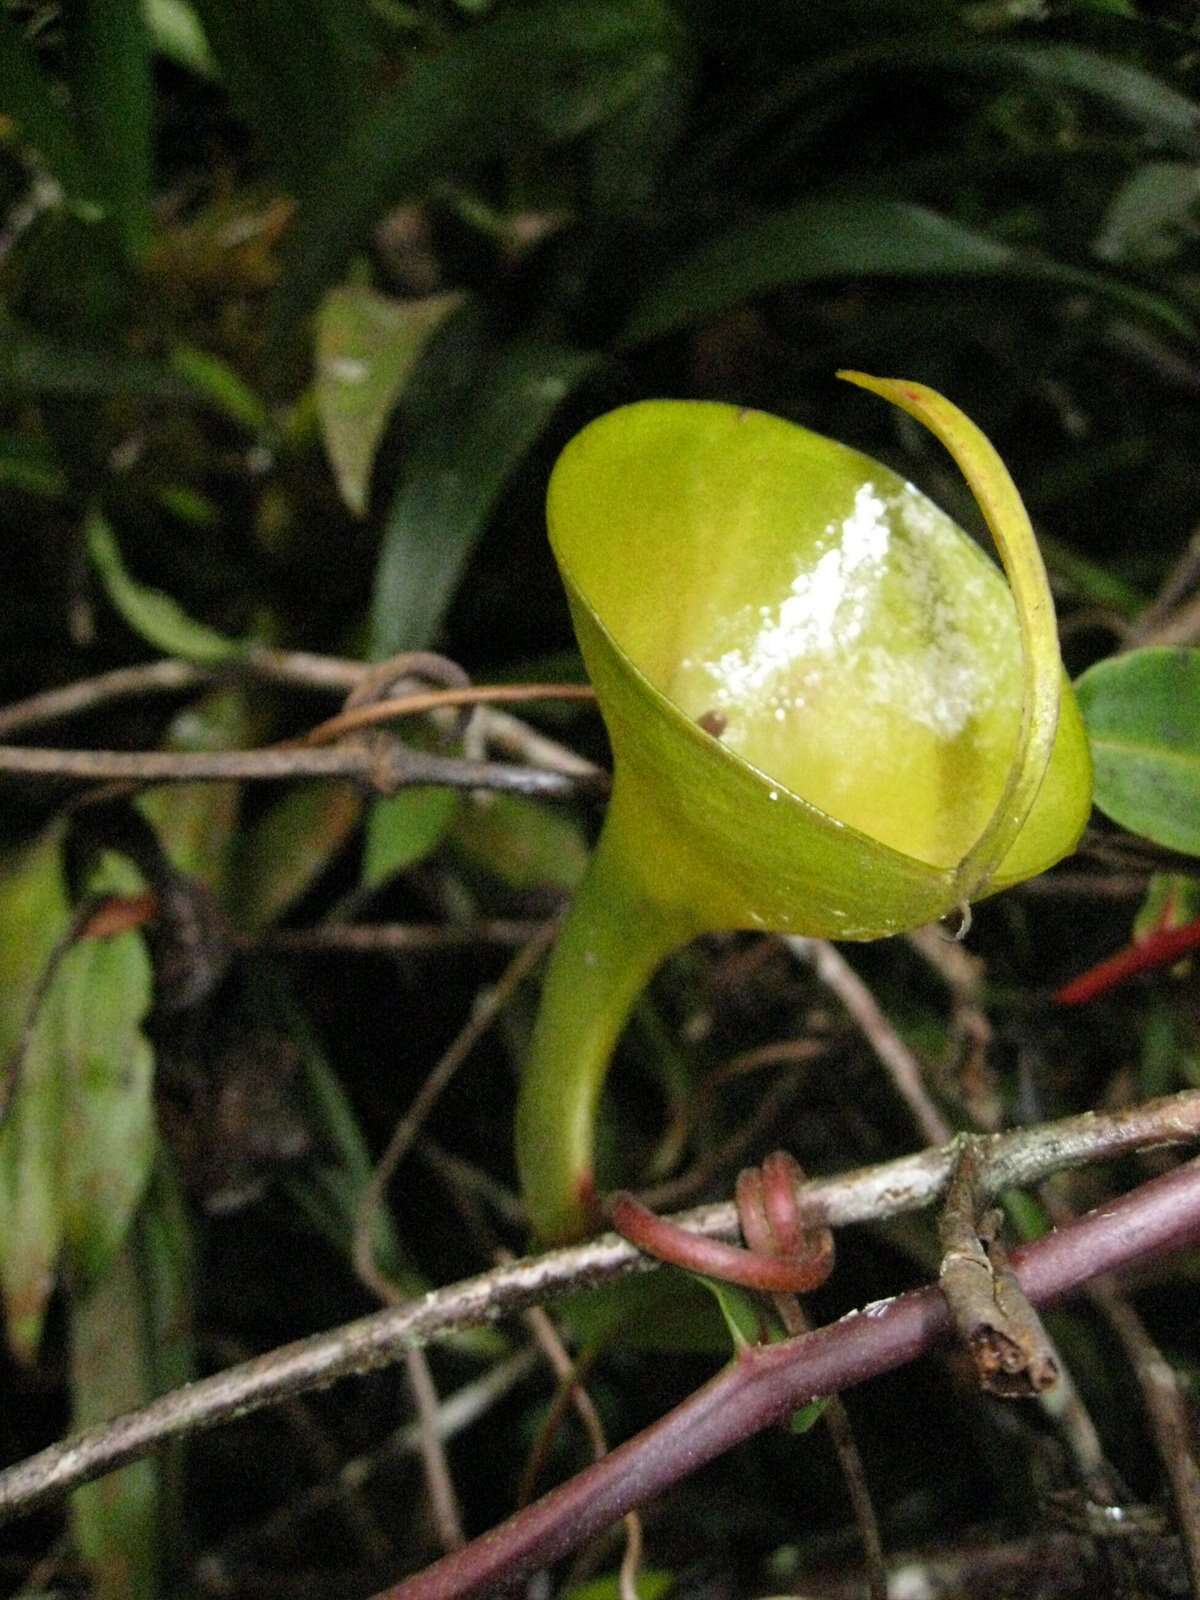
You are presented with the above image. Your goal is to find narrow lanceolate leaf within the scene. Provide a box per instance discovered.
[85,506,247,663]
[1075,647,1200,854]
[189,0,377,199]
[370,332,601,656]
[0,324,204,403]
[315,285,464,516]
[67,0,154,259]
[228,782,362,932]
[0,831,70,1362]
[622,200,1195,347]
[0,855,156,1361]
[69,1165,194,1600]
[838,372,1065,907]
[270,0,682,347]
[0,12,91,198]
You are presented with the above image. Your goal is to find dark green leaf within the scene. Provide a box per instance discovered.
[228,783,362,931]
[69,1238,163,1600]
[85,507,248,664]
[0,12,90,198]
[171,345,271,435]
[451,794,588,893]
[370,332,601,655]
[1075,647,1200,854]
[0,430,68,498]
[624,200,1196,346]
[68,0,154,259]
[248,965,422,1296]
[137,688,259,893]
[0,321,200,402]
[68,1168,192,1600]
[1095,162,1200,265]
[981,42,1200,159]
[270,0,682,346]
[189,0,378,197]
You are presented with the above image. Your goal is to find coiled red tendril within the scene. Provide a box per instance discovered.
[608,1151,834,1295]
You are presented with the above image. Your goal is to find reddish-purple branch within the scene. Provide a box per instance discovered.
[376,1157,1200,1600]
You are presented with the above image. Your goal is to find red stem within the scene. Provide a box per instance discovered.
[1055,914,1200,1005]
[375,1157,1200,1600]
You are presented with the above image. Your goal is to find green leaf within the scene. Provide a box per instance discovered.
[57,929,157,1288]
[85,506,248,663]
[69,1240,162,1600]
[0,320,202,403]
[68,1167,192,1600]
[0,850,156,1361]
[1075,647,1200,854]
[981,41,1200,159]
[362,788,461,889]
[788,1397,829,1434]
[189,0,377,197]
[316,285,464,516]
[623,200,1195,347]
[228,783,363,932]
[370,328,602,655]
[691,1272,764,1351]
[1095,162,1200,266]
[270,0,682,345]
[451,793,589,893]
[561,1270,744,1354]
[0,830,70,1363]
[0,430,68,498]
[68,0,154,259]
[137,688,259,893]
[560,1571,675,1600]
[171,345,271,435]
[0,12,91,199]
[143,0,217,77]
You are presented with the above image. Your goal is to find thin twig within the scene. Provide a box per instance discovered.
[2,1096,1199,1525]
[0,651,601,782]
[352,919,560,1296]
[402,1348,466,1554]
[0,741,597,799]
[905,924,998,1128]
[517,1295,645,1600]
[1044,1184,1200,1596]
[1089,1278,1200,1598]
[735,1154,886,1600]
[1132,525,1200,646]
[295,684,595,749]
[203,1351,537,1583]
[788,938,952,1145]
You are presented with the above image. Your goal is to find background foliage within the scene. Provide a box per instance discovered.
[2,0,1200,1596]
